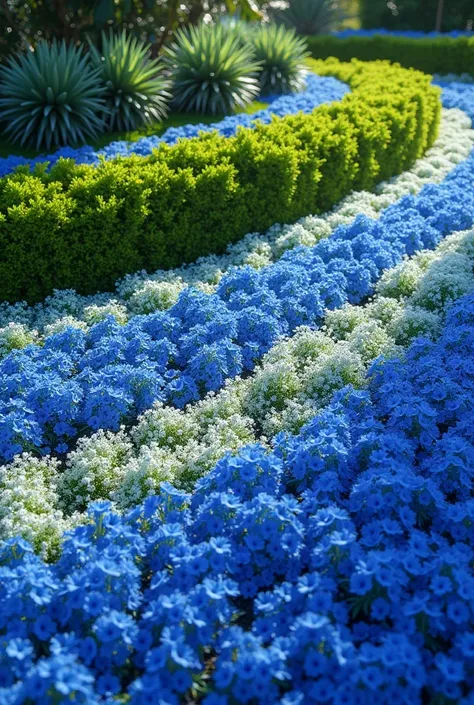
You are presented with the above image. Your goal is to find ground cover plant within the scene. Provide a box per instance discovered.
[0,106,470,344]
[3,217,474,554]
[2,45,474,705]
[3,264,474,704]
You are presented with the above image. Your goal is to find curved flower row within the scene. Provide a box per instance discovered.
[1,133,474,462]
[1,107,471,342]
[434,81,474,121]
[2,289,474,704]
[2,223,474,554]
[0,74,348,178]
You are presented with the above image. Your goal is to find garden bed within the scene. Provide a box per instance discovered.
[2,43,474,705]
[0,59,439,302]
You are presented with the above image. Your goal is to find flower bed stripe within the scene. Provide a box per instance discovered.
[0,106,471,345]
[1,136,474,463]
[1,289,474,703]
[434,81,474,121]
[3,223,474,554]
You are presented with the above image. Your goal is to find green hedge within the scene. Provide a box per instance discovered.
[306,35,474,77]
[0,58,441,303]
[359,0,473,33]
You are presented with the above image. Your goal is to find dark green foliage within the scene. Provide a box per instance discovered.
[0,59,441,303]
[359,0,473,33]
[272,0,349,35]
[248,24,310,95]
[305,34,474,78]
[0,0,266,60]
[88,30,171,132]
[0,40,106,150]
[165,23,261,114]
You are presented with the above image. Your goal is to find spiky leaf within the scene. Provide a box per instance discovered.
[248,23,309,95]
[165,23,261,115]
[0,40,106,151]
[88,30,171,132]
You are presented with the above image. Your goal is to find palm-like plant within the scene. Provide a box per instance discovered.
[165,22,262,115]
[88,30,171,132]
[272,0,348,36]
[248,24,309,95]
[0,40,106,150]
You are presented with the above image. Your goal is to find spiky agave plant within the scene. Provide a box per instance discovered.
[248,23,309,95]
[0,40,106,151]
[165,23,261,115]
[272,0,348,36]
[88,30,171,132]
[217,17,252,45]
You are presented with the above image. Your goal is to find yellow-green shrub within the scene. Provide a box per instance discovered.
[0,58,441,303]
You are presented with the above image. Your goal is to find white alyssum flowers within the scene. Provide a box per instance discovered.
[3,225,474,551]
[0,108,472,355]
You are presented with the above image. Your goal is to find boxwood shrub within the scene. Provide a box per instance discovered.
[306,35,474,78]
[0,58,441,303]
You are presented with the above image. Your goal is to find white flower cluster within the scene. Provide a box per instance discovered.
[0,108,472,356]
[0,455,78,560]
[3,224,474,552]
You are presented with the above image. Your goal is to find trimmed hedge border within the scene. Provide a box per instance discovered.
[0,75,350,177]
[0,58,441,303]
[306,35,474,77]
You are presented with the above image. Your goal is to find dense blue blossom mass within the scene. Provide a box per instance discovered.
[433,81,474,121]
[0,74,348,178]
[2,289,474,704]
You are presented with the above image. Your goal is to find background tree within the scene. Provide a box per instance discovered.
[359,0,473,33]
[0,0,264,58]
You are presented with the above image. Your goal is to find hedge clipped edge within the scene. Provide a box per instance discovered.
[0,58,441,304]
[306,35,474,78]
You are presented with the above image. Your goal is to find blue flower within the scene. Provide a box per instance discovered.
[33,615,56,641]
[349,572,373,596]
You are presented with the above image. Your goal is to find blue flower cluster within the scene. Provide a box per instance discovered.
[2,290,474,704]
[433,81,474,121]
[2,142,474,461]
[0,74,348,178]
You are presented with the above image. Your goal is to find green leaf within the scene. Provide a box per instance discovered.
[0,39,107,150]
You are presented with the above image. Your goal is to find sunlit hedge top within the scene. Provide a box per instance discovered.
[0,58,441,303]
